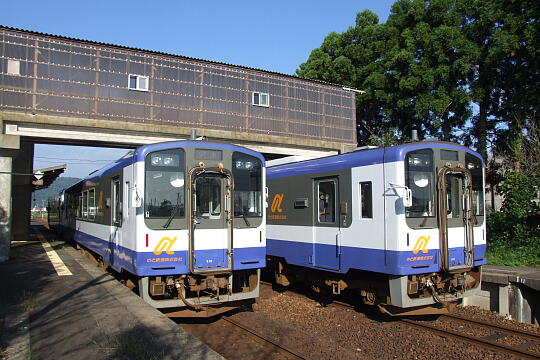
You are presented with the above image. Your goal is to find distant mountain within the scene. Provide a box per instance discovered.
[32,176,81,206]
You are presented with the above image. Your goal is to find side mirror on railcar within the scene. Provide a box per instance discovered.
[388,182,413,208]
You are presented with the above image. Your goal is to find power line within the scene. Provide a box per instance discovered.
[34,160,109,165]
[34,156,119,162]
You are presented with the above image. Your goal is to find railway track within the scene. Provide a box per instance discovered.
[329,299,540,359]
[233,282,540,359]
[423,313,540,358]
[219,316,309,360]
[177,310,309,360]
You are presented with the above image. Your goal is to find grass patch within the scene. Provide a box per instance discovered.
[17,291,37,312]
[0,291,27,315]
[110,334,165,360]
[486,239,540,268]
[93,322,168,360]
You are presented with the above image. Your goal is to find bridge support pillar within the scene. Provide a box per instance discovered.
[12,141,34,241]
[0,132,21,262]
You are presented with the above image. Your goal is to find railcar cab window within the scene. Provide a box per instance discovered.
[144,149,186,228]
[232,152,262,220]
[405,149,435,218]
[466,153,485,221]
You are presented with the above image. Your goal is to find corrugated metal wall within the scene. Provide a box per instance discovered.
[0,28,356,144]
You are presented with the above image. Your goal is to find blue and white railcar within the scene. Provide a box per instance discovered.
[266,141,485,315]
[59,141,266,316]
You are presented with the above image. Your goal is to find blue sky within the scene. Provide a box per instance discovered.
[2,0,395,178]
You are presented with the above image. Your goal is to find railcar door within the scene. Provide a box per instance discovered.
[313,178,341,271]
[437,167,474,272]
[109,177,122,269]
[189,169,232,273]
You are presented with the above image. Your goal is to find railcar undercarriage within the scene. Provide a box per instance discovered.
[269,257,481,316]
[138,269,260,317]
[147,270,259,302]
[74,242,260,317]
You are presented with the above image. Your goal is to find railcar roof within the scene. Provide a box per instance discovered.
[132,140,265,164]
[64,140,265,192]
[267,141,482,179]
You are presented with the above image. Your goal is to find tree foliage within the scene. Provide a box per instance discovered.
[297,0,540,265]
[297,0,539,153]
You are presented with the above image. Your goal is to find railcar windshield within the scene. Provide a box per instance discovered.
[232,152,262,218]
[405,149,435,218]
[144,148,186,219]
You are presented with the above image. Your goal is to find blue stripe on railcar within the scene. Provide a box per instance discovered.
[267,238,486,275]
[73,229,265,276]
[267,142,483,180]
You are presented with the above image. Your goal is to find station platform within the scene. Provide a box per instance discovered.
[0,223,224,360]
[482,265,540,292]
[464,265,540,325]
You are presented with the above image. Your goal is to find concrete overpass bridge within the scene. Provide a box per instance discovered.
[0,25,358,261]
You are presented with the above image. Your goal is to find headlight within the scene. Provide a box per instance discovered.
[151,153,178,167]
[413,173,429,188]
[245,161,253,170]
[408,154,431,167]
[151,155,162,166]
[164,156,174,165]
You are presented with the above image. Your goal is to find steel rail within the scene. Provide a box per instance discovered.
[221,316,309,360]
[441,313,540,342]
[329,300,540,358]
[400,318,540,360]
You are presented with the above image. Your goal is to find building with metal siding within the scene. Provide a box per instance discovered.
[0,25,358,261]
[0,26,357,152]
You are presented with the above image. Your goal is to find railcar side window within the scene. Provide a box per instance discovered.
[318,181,336,223]
[113,179,121,225]
[232,152,262,218]
[359,182,373,219]
[145,148,186,219]
[82,190,88,218]
[405,149,435,218]
[78,194,83,218]
[88,188,95,220]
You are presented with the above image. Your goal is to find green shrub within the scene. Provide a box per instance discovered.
[486,171,540,267]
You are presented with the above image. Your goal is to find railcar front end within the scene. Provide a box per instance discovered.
[60,141,266,316]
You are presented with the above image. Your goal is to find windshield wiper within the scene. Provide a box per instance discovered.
[163,193,181,229]
[242,212,251,227]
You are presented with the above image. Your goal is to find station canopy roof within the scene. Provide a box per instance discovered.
[33,164,66,191]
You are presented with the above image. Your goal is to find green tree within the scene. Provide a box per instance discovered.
[378,0,477,141]
[297,10,387,144]
[461,0,540,163]
[297,1,478,145]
